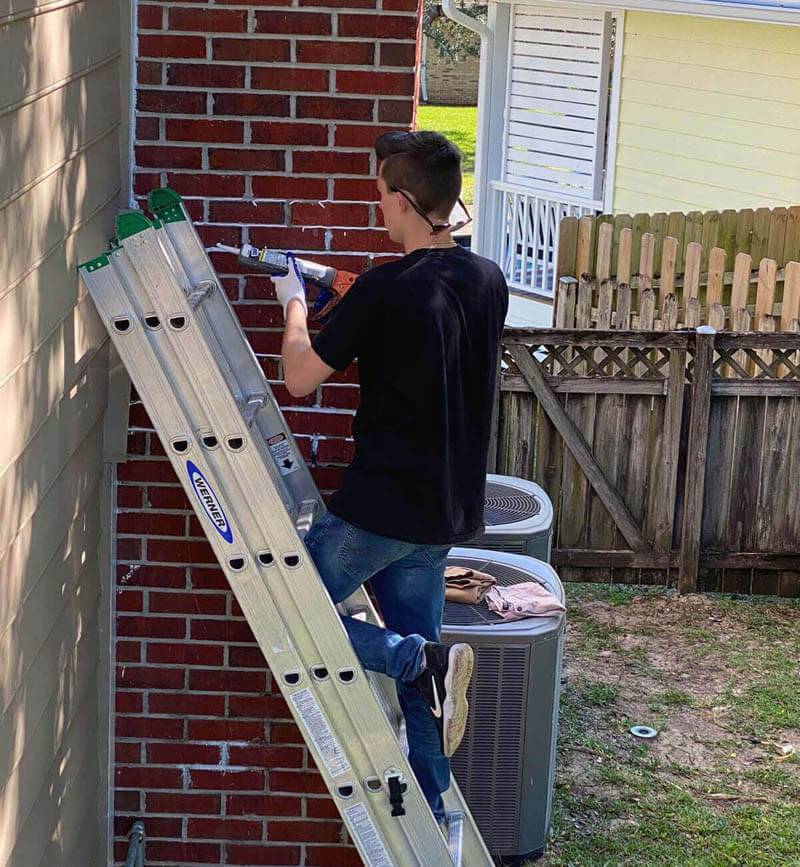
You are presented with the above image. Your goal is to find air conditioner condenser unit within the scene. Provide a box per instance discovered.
[442,548,565,864]
[465,474,554,562]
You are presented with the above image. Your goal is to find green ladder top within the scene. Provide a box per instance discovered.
[148,188,186,225]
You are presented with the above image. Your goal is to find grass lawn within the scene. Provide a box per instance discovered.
[416,104,477,206]
[536,584,800,866]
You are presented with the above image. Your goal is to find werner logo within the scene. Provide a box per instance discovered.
[186,461,233,544]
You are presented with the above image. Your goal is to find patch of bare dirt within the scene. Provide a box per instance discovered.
[562,593,800,790]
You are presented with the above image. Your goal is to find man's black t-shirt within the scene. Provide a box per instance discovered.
[312,245,509,545]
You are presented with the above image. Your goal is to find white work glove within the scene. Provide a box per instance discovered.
[272,252,308,317]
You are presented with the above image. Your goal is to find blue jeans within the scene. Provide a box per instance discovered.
[304,510,451,822]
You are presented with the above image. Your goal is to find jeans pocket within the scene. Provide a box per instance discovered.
[337,525,407,582]
[421,544,451,570]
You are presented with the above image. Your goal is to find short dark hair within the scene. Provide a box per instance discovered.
[375,131,462,219]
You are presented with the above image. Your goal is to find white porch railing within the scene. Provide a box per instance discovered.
[488,180,601,300]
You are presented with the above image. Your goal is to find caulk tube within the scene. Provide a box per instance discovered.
[230,243,336,290]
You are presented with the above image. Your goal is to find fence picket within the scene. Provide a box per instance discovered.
[684,210,704,254]
[708,302,726,331]
[615,283,631,330]
[730,307,751,376]
[596,222,613,281]
[781,262,800,330]
[597,279,613,328]
[617,227,633,288]
[651,212,667,275]
[577,215,593,277]
[667,212,686,269]
[612,213,633,277]
[757,313,777,372]
[684,242,703,304]
[749,258,778,374]
[754,258,778,329]
[639,232,655,294]
[557,216,579,282]
[767,208,787,264]
[731,252,752,314]
[718,208,739,270]
[783,207,800,265]
[556,278,577,328]
[685,297,701,329]
[663,294,678,330]
[632,213,650,274]
[636,290,655,374]
[660,236,678,313]
[701,210,720,272]
[736,209,754,258]
[706,247,726,310]
[751,207,771,263]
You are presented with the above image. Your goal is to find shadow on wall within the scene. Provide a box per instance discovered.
[0,0,121,862]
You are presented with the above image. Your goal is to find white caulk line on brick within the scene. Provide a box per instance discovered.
[119,565,141,584]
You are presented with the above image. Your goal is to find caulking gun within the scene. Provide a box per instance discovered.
[216,243,357,319]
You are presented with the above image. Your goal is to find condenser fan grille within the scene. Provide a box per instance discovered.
[484,481,542,525]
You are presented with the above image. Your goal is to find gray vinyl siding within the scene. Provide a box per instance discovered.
[0,0,124,863]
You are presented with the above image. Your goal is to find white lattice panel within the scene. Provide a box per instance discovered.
[505,5,612,200]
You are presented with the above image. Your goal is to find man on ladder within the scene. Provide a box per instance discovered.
[273,131,509,829]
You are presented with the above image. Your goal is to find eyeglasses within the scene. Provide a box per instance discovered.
[389,186,472,235]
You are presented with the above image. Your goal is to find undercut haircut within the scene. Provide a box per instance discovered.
[375,131,462,219]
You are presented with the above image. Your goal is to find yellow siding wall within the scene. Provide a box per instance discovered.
[0,0,123,863]
[613,12,800,214]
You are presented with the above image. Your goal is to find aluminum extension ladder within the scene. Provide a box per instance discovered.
[80,188,493,867]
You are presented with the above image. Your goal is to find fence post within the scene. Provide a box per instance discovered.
[678,327,715,593]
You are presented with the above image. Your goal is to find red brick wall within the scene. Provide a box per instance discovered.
[115,2,421,863]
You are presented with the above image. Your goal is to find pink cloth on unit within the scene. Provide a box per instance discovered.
[485,582,566,621]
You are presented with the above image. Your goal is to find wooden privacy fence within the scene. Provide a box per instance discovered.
[491,327,800,596]
[555,206,800,332]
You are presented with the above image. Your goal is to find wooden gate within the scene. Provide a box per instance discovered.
[492,328,800,596]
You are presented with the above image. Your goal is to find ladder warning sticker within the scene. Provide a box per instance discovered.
[267,433,299,476]
[343,803,393,867]
[289,688,351,777]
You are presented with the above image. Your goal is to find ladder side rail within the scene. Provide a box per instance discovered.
[103,249,458,864]
[83,260,454,866]
[159,213,324,512]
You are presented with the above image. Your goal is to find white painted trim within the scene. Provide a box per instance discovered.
[491,0,800,25]
[603,10,625,213]
[124,0,137,209]
[96,458,116,867]
[472,2,512,259]
[592,12,613,202]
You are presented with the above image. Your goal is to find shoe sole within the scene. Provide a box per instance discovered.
[442,643,474,757]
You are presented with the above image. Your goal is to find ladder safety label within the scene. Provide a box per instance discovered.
[290,688,351,777]
[343,803,393,867]
[186,461,233,543]
[267,433,299,475]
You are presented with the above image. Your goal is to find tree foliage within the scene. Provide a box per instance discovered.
[422,1,487,61]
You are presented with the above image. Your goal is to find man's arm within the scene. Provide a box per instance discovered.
[281,299,335,398]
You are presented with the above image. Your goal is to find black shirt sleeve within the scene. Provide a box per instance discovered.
[311,276,374,371]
